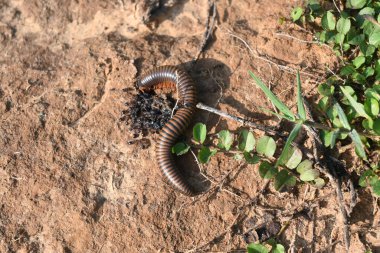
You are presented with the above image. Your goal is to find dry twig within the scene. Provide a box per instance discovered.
[196,102,284,136]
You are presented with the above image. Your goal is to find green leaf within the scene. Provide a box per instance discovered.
[352,72,366,85]
[335,33,345,45]
[362,118,373,130]
[314,178,326,188]
[256,136,277,158]
[364,67,375,78]
[346,0,366,9]
[347,33,365,45]
[198,146,217,163]
[272,244,286,253]
[217,130,234,151]
[359,170,376,187]
[259,161,278,179]
[340,86,370,119]
[238,129,255,152]
[342,43,351,51]
[171,142,190,156]
[340,86,356,105]
[249,71,295,121]
[318,96,330,111]
[291,7,303,22]
[349,129,367,160]
[334,103,351,130]
[362,21,377,36]
[247,243,269,253]
[319,30,336,43]
[275,124,302,167]
[359,43,376,56]
[359,7,375,16]
[318,83,335,96]
[300,169,320,181]
[372,180,380,196]
[352,56,366,68]
[274,170,297,191]
[296,71,306,120]
[365,88,380,101]
[340,65,356,76]
[284,147,303,169]
[321,130,339,148]
[374,118,380,135]
[296,159,313,174]
[193,123,207,144]
[322,11,336,31]
[364,98,379,116]
[244,152,260,164]
[337,17,351,34]
[369,32,380,46]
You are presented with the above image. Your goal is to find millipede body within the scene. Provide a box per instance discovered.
[137,66,198,196]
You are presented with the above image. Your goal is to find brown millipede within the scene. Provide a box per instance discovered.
[137,65,198,196]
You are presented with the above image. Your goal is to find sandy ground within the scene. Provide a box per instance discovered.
[0,0,379,252]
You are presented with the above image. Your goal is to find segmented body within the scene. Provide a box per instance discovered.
[137,66,197,196]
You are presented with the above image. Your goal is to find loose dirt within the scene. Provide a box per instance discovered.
[0,0,379,252]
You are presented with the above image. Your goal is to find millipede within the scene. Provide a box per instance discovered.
[137,65,198,196]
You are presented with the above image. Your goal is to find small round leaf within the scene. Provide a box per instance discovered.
[244,152,260,164]
[364,98,379,116]
[322,11,336,31]
[284,147,303,169]
[314,178,326,188]
[337,17,351,34]
[318,83,335,96]
[259,161,278,179]
[238,129,255,152]
[198,146,216,163]
[300,169,320,181]
[171,142,190,156]
[296,159,313,174]
[193,123,207,144]
[256,136,276,158]
[272,244,286,253]
[346,0,366,9]
[247,243,269,253]
[291,7,303,22]
[217,130,234,151]
[352,56,365,69]
[369,32,380,46]
[274,170,296,191]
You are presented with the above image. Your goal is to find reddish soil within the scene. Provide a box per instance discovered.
[0,0,379,252]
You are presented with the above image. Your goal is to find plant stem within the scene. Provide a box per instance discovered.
[196,102,284,136]
[196,102,379,139]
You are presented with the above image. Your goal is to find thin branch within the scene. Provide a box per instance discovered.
[196,102,379,139]
[326,65,346,82]
[332,0,341,14]
[275,32,321,44]
[196,102,283,136]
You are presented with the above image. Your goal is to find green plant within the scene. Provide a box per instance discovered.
[247,239,285,253]
[290,0,380,196]
[173,72,335,191]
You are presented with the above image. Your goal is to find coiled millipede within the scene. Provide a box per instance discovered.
[137,66,198,196]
